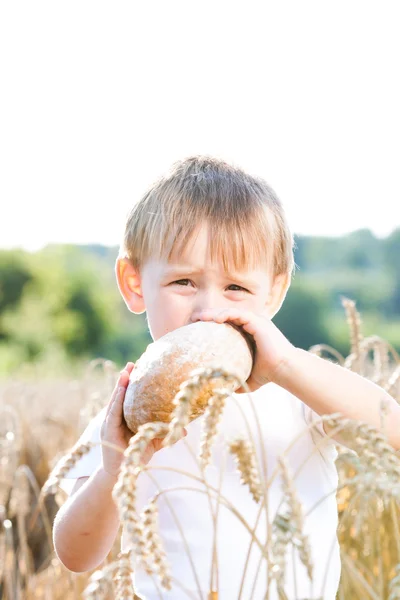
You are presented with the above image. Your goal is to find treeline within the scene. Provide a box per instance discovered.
[1,227,399,376]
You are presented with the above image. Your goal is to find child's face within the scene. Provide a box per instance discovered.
[139,223,277,341]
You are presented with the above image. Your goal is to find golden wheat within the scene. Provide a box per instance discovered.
[1,301,400,598]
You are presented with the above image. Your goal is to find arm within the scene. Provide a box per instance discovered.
[53,363,134,573]
[190,308,400,449]
[273,348,400,448]
[53,362,186,573]
[53,469,119,572]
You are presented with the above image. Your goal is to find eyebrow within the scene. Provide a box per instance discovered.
[164,266,205,276]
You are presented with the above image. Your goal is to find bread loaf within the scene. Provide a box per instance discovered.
[123,321,254,433]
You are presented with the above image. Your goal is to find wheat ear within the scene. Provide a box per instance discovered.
[341,297,363,371]
[42,441,94,495]
[82,563,118,599]
[141,501,172,590]
[199,388,231,469]
[164,368,240,446]
[112,422,171,590]
[273,456,313,583]
[115,551,135,600]
[229,436,263,503]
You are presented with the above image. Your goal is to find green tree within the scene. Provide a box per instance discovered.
[0,250,33,338]
[273,279,330,350]
[383,228,400,315]
[0,246,117,369]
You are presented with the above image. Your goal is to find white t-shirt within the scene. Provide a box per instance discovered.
[61,383,341,600]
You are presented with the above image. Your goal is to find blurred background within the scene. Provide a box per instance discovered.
[1,4,400,599]
[1,0,399,377]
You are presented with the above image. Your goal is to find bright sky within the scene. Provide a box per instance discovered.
[1,1,400,252]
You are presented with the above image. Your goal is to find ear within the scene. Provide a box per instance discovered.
[115,257,146,314]
[264,273,291,318]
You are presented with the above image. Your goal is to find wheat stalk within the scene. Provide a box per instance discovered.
[42,441,94,495]
[2,517,16,599]
[386,364,400,396]
[269,455,313,588]
[164,368,241,446]
[0,520,6,586]
[1,295,399,599]
[0,405,22,508]
[9,465,34,582]
[308,343,346,365]
[199,388,231,469]
[229,436,263,503]
[141,500,172,589]
[112,421,172,590]
[373,339,390,386]
[82,563,117,599]
[341,297,363,371]
[114,551,135,600]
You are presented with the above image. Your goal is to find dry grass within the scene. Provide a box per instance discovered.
[0,359,120,599]
[1,298,400,599]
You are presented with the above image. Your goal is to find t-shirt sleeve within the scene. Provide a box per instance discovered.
[58,407,106,495]
[301,402,339,462]
[302,403,329,441]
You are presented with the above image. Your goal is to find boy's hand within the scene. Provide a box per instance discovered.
[191,308,297,392]
[101,362,135,478]
[101,362,187,478]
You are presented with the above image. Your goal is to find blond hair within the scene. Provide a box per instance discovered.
[120,155,295,279]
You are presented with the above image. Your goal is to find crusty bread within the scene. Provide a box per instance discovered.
[123,321,254,433]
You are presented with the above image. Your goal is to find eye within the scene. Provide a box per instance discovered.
[173,279,192,286]
[228,284,249,292]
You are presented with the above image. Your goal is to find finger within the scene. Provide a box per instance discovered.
[105,382,121,419]
[125,362,135,375]
[190,308,229,322]
[191,309,258,334]
[118,365,133,389]
[191,308,243,322]
[106,386,126,428]
[105,365,131,419]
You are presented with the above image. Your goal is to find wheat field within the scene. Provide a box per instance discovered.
[1,298,400,600]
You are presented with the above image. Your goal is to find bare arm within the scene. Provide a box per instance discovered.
[53,468,119,572]
[53,361,186,573]
[274,348,400,448]
[190,308,400,449]
[52,363,135,573]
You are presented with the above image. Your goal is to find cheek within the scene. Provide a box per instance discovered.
[251,297,267,311]
[146,292,191,339]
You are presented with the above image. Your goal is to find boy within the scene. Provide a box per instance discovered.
[53,155,400,599]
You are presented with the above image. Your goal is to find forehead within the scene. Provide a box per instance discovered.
[162,226,271,286]
[168,222,271,273]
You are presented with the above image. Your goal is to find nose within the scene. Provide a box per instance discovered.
[190,288,223,320]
